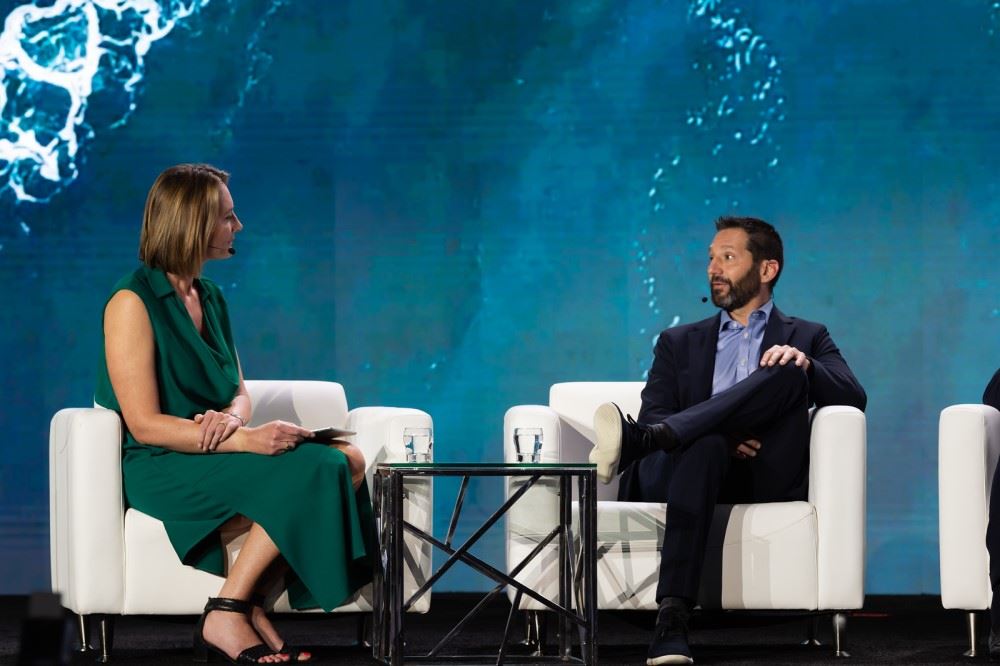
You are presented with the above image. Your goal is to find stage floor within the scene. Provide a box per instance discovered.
[0,594,983,664]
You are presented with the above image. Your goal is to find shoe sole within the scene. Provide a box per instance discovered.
[646,656,694,665]
[590,403,623,484]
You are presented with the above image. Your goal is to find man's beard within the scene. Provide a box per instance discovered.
[710,265,762,311]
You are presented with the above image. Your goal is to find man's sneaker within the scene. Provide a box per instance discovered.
[646,597,694,665]
[590,402,678,484]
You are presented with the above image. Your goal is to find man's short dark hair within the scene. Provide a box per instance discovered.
[715,215,784,289]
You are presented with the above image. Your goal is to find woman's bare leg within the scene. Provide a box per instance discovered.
[332,442,366,489]
[249,561,312,661]
[203,522,289,663]
[207,443,365,662]
[248,444,364,660]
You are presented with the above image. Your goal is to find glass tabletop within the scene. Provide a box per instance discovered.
[376,461,596,470]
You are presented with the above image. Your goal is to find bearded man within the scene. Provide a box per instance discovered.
[589,216,867,665]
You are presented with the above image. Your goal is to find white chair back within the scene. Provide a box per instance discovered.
[549,382,643,500]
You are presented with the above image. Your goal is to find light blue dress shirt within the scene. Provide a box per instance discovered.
[711,300,773,396]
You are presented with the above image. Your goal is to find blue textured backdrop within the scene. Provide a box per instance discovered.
[3,0,998,593]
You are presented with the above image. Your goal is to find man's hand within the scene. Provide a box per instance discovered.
[733,438,761,459]
[760,344,811,372]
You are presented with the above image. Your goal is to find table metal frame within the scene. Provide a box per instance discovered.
[372,463,597,665]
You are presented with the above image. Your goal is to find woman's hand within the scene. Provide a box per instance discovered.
[193,410,244,451]
[241,421,314,456]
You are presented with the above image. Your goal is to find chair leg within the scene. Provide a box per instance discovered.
[74,613,91,653]
[536,611,548,655]
[96,615,115,663]
[964,611,978,658]
[832,612,849,658]
[521,610,547,656]
[801,615,821,646]
[356,614,372,648]
[520,611,534,647]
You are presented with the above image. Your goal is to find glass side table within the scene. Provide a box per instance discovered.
[372,462,597,665]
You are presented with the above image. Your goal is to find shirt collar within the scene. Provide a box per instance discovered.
[143,264,205,300]
[719,299,773,331]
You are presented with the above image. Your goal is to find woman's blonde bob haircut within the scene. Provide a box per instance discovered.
[139,164,230,276]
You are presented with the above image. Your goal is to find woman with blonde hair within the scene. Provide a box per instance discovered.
[95,164,372,664]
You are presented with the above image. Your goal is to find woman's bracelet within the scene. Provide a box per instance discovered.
[226,412,247,426]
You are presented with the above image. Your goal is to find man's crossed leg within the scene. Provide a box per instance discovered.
[590,363,811,665]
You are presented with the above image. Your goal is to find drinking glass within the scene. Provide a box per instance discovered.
[403,427,432,463]
[513,427,543,463]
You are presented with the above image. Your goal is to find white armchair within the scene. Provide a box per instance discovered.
[938,403,1000,657]
[504,382,866,654]
[49,380,433,661]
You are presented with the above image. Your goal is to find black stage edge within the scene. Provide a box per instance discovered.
[0,594,987,664]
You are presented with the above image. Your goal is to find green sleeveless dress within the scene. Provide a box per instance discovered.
[95,265,374,611]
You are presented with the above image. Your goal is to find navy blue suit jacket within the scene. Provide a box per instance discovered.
[984,368,1000,411]
[636,305,867,427]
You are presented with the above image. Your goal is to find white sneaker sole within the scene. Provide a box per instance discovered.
[646,655,694,665]
[590,402,623,484]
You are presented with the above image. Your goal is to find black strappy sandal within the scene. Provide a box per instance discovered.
[249,594,312,663]
[193,596,282,664]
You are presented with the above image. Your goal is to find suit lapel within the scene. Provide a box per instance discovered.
[761,305,794,353]
[689,313,720,404]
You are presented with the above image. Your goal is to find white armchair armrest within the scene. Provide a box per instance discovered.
[347,406,434,613]
[939,403,1000,610]
[346,405,434,523]
[503,405,563,533]
[49,408,126,614]
[808,405,866,610]
[347,406,433,467]
[503,406,562,463]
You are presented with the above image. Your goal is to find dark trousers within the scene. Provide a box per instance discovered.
[617,363,811,602]
[990,462,1000,593]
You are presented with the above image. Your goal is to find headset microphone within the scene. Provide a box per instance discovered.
[701,296,709,303]
[209,246,236,256]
